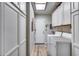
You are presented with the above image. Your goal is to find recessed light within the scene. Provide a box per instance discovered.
[35,3,46,10]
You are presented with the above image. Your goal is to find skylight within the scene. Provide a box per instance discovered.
[35,3,46,10]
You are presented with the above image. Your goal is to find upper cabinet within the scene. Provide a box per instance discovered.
[63,2,71,25]
[57,3,63,26]
[52,3,63,26]
[52,8,58,26]
[52,2,71,27]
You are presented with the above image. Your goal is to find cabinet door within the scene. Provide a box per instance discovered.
[52,3,63,26]
[63,2,70,25]
[74,46,79,56]
[72,11,79,44]
[57,3,63,26]
[47,37,56,56]
[71,2,79,12]
[52,10,57,26]
[56,42,70,56]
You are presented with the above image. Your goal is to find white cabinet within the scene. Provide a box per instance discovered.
[71,2,79,12]
[72,11,79,44]
[56,42,70,56]
[52,3,63,26]
[72,11,79,56]
[52,9,58,26]
[47,36,56,56]
[74,47,79,56]
[47,36,71,56]
[52,3,71,26]
[57,3,63,26]
[63,2,71,25]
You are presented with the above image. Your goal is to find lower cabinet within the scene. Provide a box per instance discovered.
[74,46,79,56]
[56,42,70,56]
[48,44,56,56]
[47,36,71,56]
[47,42,56,56]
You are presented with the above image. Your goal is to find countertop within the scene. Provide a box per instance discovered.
[47,34,71,43]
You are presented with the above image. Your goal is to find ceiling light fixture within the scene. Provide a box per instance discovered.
[35,2,46,10]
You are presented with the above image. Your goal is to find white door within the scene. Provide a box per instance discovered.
[36,18,46,43]
[72,11,79,55]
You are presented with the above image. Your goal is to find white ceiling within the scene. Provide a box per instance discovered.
[32,2,61,15]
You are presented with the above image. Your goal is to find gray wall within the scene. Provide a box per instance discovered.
[35,14,52,43]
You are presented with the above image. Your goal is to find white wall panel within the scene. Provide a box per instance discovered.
[0,3,27,56]
[9,48,18,56]
[19,15,26,43]
[19,42,26,56]
[4,4,17,54]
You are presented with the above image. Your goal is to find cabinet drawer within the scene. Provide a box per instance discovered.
[71,2,79,12]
